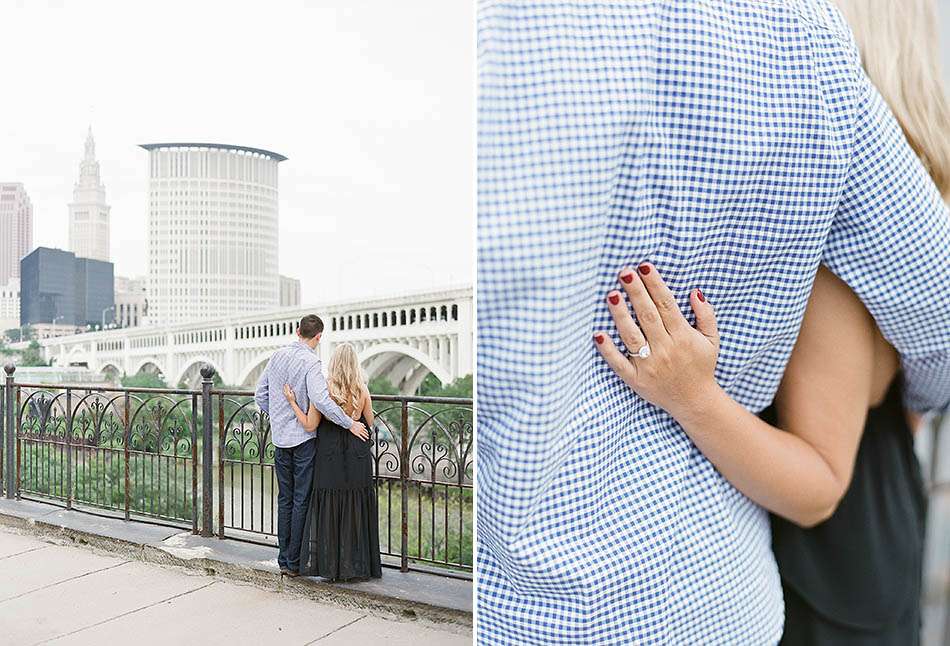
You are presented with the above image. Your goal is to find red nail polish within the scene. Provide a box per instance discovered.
[620,272,634,284]
[594,333,604,345]
[608,293,620,305]
[638,264,651,275]
[696,290,705,303]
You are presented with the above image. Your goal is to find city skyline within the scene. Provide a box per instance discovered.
[0,1,474,304]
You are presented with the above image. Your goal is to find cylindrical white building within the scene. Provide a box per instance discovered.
[140,143,286,325]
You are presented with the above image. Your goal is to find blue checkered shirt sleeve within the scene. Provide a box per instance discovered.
[824,68,950,413]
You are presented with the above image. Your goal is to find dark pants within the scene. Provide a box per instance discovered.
[274,438,316,572]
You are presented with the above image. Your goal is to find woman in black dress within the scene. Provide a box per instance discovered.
[283,342,382,582]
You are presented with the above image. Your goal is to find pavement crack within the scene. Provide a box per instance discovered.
[305,615,367,644]
[38,580,217,645]
[0,560,131,604]
[0,545,48,561]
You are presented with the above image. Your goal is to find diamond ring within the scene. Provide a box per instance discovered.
[626,344,651,360]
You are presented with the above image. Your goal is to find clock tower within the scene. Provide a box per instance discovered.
[68,126,111,262]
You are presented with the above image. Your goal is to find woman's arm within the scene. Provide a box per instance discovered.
[361,387,375,427]
[595,263,875,527]
[282,384,321,432]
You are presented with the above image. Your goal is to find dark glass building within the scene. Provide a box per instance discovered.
[20,247,114,328]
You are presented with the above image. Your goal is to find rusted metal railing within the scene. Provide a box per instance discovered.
[213,384,473,575]
[0,363,472,577]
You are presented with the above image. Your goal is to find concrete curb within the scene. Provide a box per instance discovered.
[0,501,471,634]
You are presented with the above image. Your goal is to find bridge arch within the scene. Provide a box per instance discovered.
[131,358,166,380]
[236,351,275,388]
[59,345,90,368]
[99,362,121,382]
[358,342,450,394]
[173,356,225,389]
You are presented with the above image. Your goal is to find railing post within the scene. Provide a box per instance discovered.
[200,365,215,537]
[65,388,72,509]
[400,399,409,573]
[4,364,15,499]
[217,396,225,540]
[123,391,130,521]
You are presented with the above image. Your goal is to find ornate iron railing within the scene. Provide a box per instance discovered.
[0,365,472,577]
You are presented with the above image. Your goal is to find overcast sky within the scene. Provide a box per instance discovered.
[0,0,473,304]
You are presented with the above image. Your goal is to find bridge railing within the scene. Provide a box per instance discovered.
[0,364,473,577]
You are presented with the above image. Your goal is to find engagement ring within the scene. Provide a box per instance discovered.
[627,344,651,360]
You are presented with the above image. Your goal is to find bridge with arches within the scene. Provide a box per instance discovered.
[37,286,472,394]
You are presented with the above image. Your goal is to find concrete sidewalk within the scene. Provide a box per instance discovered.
[0,498,471,644]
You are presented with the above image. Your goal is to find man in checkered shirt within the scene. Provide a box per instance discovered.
[477,0,950,643]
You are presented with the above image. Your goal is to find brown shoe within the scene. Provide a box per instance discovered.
[280,568,299,578]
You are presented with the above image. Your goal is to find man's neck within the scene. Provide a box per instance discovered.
[295,339,318,352]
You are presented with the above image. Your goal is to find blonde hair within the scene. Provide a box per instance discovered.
[834,0,950,198]
[327,343,365,414]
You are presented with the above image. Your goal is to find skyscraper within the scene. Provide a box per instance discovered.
[114,275,147,327]
[141,143,284,325]
[19,247,114,328]
[0,279,19,334]
[279,274,301,307]
[68,127,111,262]
[0,183,33,286]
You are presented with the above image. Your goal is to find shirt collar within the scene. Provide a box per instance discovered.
[294,340,315,354]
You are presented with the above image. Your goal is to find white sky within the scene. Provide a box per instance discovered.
[0,0,474,304]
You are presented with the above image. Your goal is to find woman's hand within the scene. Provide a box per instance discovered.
[593,263,721,421]
[282,384,297,404]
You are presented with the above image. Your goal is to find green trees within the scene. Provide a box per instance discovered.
[369,374,472,398]
[4,325,34,342]
[18,341,48,367]
[368,376,399,395]
[120,373,168,389]
[418,373,472,398]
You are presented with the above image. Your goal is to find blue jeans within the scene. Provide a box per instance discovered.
[274,438,316,572]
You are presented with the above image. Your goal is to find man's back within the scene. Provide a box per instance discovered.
[477,0,950,643]
[257,342,321,449]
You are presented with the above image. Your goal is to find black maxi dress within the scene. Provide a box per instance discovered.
[299,414,382,581]
[765,381,927,645]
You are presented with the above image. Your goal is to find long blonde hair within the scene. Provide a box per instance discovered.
[327,343,365,414]
[834,0,950,198]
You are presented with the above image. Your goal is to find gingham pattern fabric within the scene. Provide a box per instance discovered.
[255,341,353,448]
[477,1,950,644]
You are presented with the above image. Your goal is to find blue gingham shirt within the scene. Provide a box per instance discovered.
[477,1,950,644]
[255,341,353,448]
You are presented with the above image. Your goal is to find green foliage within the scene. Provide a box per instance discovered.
[368,376,399,395]
[4,326,34,342]
[377,481,473,569]
[18,340,48,367]
[417,374,472,398]
[20,443,193,520]
[121,373,168,389]
[22,444,473,569]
